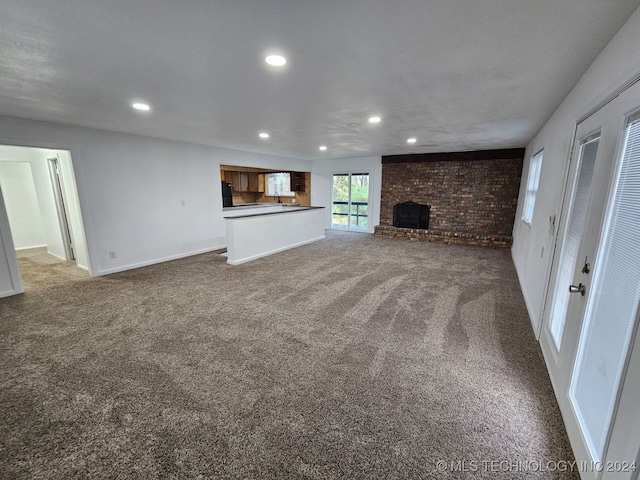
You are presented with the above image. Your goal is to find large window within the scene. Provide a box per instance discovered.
[522,150,543,224]
[266,172,294,197]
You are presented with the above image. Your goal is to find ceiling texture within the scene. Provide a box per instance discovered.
[1,0,639,160]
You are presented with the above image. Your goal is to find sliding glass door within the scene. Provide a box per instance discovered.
[332,173,369,230]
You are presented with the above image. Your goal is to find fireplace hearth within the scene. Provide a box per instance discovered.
[393,201,430,229]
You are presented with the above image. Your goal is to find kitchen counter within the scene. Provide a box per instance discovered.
[223,203,273,211]
[223,202,300,211]
[223,205,325,265]
[224,204,321,218]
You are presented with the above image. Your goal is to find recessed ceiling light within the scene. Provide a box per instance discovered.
[319,146,327,151]
[259,132,270,139]
[265,55,286,66]
[368,116,381,124]
[132,102,150,111]
[407,137,417,144]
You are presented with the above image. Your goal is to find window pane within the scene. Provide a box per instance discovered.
[523,151,543,223]
[350,202,367,228]
[332,174,349,202]
[349,174,369,229]
[332,174,349,227]
[350,174,369,203]
[549,137,599,349]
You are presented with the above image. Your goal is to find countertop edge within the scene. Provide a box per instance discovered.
[224,206,325,219]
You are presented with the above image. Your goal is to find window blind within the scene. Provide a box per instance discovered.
[549,137,599,348]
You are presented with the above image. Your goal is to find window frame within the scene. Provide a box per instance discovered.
[522,149,544,225]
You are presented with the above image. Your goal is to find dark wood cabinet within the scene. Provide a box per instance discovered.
[291,172,306,192]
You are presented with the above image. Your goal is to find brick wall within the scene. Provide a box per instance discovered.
[380,157,522,236]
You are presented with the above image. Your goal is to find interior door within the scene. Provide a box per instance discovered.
[47,157,75,260]
[540,81,640,479]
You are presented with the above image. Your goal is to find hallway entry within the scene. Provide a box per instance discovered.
[0,145,90,296]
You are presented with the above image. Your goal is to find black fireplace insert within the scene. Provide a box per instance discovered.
[393,201,430,229]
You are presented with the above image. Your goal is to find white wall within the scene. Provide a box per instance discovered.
[311,156,382,232]
[0,161,46,249]
[512,6,640,332]
[29,153,67,259]
[0,118,309,293]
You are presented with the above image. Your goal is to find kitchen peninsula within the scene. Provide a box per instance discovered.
[223,204,325,265]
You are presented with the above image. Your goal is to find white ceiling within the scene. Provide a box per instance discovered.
[1,1,639,160]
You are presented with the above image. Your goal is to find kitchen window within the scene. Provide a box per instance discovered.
[266,172,295,197]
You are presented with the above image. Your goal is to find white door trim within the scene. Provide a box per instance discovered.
[0,182,24,297]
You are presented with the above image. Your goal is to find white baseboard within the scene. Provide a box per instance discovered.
[0,287,23,298]
[47,250,67,261]
[97,244,227,276]
[15,244,47,251]
[227,235,325,265]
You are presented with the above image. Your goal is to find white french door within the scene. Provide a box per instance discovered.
[546,133,600,351]
[331,173,370,231]
[541,80,640,479]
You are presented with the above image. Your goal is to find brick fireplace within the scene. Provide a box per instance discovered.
[374,149,524,248]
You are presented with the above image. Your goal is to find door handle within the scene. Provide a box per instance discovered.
[569,283,586,296]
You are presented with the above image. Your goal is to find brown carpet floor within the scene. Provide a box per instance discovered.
[0,232,576,479]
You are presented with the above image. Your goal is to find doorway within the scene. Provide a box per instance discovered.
[540,80,640,476]
[0,145,90,295]
[331,173,370,231]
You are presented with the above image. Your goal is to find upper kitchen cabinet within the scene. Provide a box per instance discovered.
[240,172,249,192]
[230,171,241,192]
[225,169,263,193]
[291,172,306,192]
[248,173,260,193]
